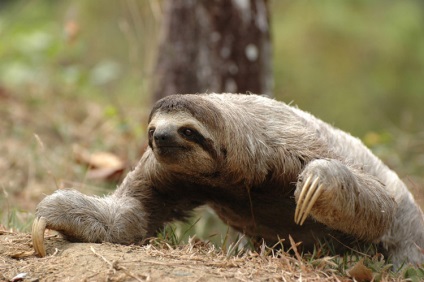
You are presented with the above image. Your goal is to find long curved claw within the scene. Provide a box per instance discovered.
[294,175,312,222]
[32,216,47,257]
[294,177,323,225]
[298,184,324,225]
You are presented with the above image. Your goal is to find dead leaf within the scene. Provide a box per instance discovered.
[73,144,125,181]
[87,167,125,180]
[65,19,80,44]
[7,251,34,259]
[0,86,12,100]
[0,229,13,235]
[347,258,373,282]
[73,144,124,168]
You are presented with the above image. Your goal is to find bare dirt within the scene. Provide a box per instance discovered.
[0,230,350,282]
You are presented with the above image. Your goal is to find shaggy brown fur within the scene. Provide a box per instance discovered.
[34,94,424,266]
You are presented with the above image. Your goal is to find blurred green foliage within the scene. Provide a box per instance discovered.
[0,0,157,105]
[273,0,424,136]
[271,0,424,186]
[1,1,423,135]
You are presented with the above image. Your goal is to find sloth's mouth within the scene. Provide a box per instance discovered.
[155,145,185,149]
[154,146,189,163]
[154,145,187,155]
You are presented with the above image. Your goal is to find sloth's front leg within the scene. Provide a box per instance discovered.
[294,159,397,241]
[32,190,147,257]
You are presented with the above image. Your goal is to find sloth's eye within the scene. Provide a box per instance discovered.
[148,128,155,138]
[179,127,200,140]
[183,128,193,136]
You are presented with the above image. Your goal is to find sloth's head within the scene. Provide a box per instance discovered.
[147,95,226,177]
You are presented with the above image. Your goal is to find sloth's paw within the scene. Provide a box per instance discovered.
[293,159,357,226]
[294,159,397,242]
[32,189,96,257]
[33,189,148,257]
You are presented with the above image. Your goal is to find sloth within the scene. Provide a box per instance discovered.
[33,93,424,267]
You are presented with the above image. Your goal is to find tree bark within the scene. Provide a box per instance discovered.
[153,0,273,101]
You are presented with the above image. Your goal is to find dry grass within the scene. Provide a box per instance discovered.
[2,228,421,281]
[0,230,370,281]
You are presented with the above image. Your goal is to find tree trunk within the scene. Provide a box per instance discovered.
[153,0,272,101]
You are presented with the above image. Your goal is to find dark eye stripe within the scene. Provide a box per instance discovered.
[147,127,155,148]
[178,127,200,141]
[178,127,218,160]
[148,128,155,138]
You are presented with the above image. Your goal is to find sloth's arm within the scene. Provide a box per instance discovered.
[294,159,397,241]
[33,154,197,256]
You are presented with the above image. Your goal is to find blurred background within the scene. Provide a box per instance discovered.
[0,0,423,238]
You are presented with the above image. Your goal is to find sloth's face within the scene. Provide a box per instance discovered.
[147,111,219,176]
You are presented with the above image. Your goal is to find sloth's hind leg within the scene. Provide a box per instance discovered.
[294,159,396,241]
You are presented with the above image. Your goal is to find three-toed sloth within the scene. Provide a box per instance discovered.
[33,93,424,266]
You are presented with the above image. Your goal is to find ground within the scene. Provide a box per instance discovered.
[1,231,350,282]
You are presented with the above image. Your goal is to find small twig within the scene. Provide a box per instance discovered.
[52,248,60,256]
[414,242,424,255]
[33,134,45,152]
[0,230,14,235]
[289,235,306,272]
[90,246,146,282]
[90,246,113,267]
[327,234,371,258]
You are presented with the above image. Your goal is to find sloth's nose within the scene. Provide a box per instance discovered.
[154,130,177,146]
[154,131,169,141]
